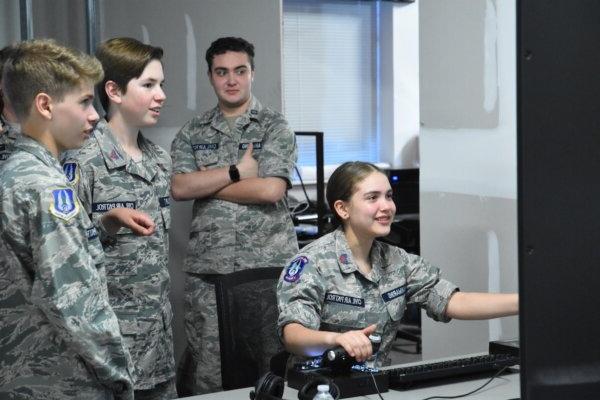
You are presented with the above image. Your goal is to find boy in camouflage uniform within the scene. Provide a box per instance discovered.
[170,37,298,394]
[63,37,176,400]
[0,39,156,400]
[0,45,19,165]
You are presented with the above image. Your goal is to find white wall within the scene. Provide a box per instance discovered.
[419,0,518,359]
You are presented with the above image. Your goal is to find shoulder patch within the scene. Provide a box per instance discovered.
[62,162,79,184]
[283,256,309,283]
[49,188,80,221]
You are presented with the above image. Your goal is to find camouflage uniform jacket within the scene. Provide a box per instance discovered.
[171,96,299,274]
[0,121,18,165]
[0,135,134,399]
[63,119,175,389]
[277,227,459,366]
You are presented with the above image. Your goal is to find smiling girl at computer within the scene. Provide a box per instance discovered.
[276,161,518,366]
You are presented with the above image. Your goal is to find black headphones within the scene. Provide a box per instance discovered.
[250,372,340,400]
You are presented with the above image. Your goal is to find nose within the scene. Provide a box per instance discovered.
[381,197,396,213]
[226,72,236,86]
[155,86,166,102]
[88,106,100,124]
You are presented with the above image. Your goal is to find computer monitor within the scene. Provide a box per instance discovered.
[387,168,419,215]
[518,2,600,398]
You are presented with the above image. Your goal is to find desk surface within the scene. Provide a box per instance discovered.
[182,370,520,400]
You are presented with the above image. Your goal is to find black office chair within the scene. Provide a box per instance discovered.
[214,266,288,390]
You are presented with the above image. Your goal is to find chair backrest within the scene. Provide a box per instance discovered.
[214,267,286,390]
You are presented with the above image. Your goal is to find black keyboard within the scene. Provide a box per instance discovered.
[386,353,519,389]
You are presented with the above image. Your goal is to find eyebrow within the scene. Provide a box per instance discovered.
[214,65,248,71]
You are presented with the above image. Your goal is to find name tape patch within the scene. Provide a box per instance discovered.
[325,293,365,308]
[86,227,99,240]
[239,141,263,150]
[92,201,137,212]
[192,143,219,151]
[381,285,407,303]
[159,196,170,208]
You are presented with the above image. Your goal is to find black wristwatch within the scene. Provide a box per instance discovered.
[229,164,240,182]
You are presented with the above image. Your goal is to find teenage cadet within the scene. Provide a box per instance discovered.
[0,45,19,165]
[277,161,518,366]
[0,39,157,400]
[170,36,299,394]
[63,37,176,399]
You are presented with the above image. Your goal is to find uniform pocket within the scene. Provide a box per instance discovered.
[381,284,407,322]
[103,235,140,276]
[194,150,219,168]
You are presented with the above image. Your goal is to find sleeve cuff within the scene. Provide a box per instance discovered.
[424,279,459,323]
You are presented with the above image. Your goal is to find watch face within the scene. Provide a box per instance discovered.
[229,165,240,182]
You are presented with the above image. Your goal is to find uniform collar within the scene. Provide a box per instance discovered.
[334,227,359,274]
[15,135,63,175]
[201,95,263,136]
[1,121,19,140]
[93,119,164,182]
[94,119,128,169]
[334,226,387,282]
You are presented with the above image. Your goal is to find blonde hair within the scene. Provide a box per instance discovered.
[2,39,103,120]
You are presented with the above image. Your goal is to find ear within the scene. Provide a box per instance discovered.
[33,93,52,120]
[333,199,350,221]
[105,80,123,104]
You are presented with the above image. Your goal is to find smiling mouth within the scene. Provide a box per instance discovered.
[149,107,161,114]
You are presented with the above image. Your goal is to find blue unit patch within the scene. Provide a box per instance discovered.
[49,188,79,221]
[325,293,365,308]
[381,285,407,303]
[239,141,263,150]
[159,196,170,207]
[62,162,78,183]
[283,256,308,283]
[92,201,137,212]
[192,143,219,151]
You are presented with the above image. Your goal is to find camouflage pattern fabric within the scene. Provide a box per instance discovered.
[171,96,299,394]
[0,135,134,400]
[63,119,176,394]
[277,227,459,367]
[0,122,18,165]
[170,96,298,275]
[181,275,222,394]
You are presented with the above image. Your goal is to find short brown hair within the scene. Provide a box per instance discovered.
[326,161,383,225]
[95,37,163,113]
[205,37,255,72]
[2,39,103,121]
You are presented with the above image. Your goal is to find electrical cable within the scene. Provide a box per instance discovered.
[419,366,510,400]
[294,165,314,209]
[369,370,385,400]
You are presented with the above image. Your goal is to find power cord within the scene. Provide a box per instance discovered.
[369,370,385,400]
[419,366,510,400]
[294,165,314,209]
[368,366,511,400]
